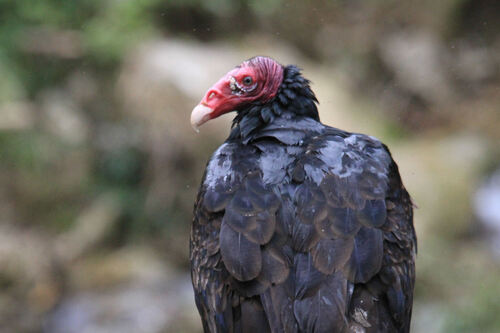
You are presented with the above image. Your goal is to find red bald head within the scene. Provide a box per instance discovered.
[191,56,284,131]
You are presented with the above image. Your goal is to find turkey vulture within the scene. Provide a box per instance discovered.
[190,56,416,333]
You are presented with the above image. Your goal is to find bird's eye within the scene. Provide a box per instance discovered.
[242,76,253,85]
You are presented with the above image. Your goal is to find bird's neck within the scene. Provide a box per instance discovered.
[229,65,319,143]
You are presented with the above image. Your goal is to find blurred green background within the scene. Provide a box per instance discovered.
[1,0,499,332]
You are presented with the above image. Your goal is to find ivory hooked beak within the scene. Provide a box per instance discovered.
[190,104,214,132]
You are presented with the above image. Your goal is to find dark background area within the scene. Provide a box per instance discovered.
[0,1,499,332]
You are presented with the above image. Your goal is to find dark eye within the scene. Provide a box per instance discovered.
[242,76,253,85]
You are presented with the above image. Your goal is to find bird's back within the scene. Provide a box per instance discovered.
[191,117,416,333]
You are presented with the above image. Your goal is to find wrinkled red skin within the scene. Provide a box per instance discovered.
[199,57,284,120]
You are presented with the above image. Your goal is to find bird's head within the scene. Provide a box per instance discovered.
[190,56,284,131]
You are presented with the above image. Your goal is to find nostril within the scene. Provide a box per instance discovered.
[203,88,222,105]
[206,89,221,101]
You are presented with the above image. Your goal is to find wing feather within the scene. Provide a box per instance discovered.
[220,220,262,281]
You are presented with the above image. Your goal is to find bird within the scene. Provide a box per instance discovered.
[190,56,416,333]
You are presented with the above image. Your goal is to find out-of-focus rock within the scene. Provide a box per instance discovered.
[453,44,497,83]
[95,122,142,153]
[393,132,491,239]
[45,247,201,333]
[67,71,99,105]
[69,246,169,290]
[44,276,199,333]
[0,222,60,331]
[475,168,500,258]
[411,302,446,333]
[55,193,121,263]
[378,31,454,104]
[0,224,53,288]
[18,27,83,59]
[39,89,89,145]
[0,101,35,130]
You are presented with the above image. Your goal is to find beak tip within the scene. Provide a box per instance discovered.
[190,104,213,132]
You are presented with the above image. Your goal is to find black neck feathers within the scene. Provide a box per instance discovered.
[229,65,319,142]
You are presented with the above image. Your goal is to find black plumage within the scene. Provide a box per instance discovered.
[190,58,416,332]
